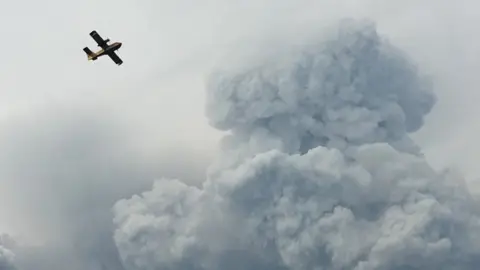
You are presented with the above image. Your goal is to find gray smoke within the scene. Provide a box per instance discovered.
[206,19,435,159]
[0,235,16,270]
[0,102,210,270]
[112,19,480,270]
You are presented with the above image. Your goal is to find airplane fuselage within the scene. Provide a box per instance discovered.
[93,42,122,58]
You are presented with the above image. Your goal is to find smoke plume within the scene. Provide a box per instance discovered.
[112,19,480,269]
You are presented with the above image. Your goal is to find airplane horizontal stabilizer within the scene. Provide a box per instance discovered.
[83,47,96,60]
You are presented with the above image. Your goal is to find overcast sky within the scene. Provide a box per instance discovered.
[1,0,480,268]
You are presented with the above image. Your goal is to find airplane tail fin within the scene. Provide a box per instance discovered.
[83,47,96,60]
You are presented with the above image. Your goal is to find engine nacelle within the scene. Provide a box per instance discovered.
[104,39,110,43]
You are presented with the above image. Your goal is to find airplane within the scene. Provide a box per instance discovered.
[83,30,123,65]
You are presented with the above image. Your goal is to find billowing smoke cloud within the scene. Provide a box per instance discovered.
[0,235,16,270]
[112,19,480,269]
[206,19,436,159]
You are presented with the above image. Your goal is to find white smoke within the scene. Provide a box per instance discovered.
[112,19,480,269]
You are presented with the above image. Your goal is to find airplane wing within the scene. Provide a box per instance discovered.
[107,51,123,65]
[89,30,109,49]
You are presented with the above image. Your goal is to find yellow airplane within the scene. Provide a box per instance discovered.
[83,30,123,65]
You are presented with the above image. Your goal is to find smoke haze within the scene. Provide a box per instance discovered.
[0,235,15,270]
[0,103,212,270]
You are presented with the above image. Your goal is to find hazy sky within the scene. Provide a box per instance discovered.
[1,0,480,269]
